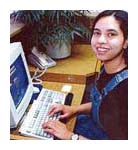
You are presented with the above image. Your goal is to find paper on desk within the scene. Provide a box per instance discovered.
[61,85,72,92]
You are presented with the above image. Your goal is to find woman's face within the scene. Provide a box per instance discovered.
[91,16,127,62]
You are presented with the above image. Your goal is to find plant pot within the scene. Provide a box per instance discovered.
[46,41,71,59]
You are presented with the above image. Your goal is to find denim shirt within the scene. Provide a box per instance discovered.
[90,68,128,128]
[74,68,128,139]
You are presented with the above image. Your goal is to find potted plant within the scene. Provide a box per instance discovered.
[10,10,91,59]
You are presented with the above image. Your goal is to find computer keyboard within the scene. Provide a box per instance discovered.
[19,88,66,140]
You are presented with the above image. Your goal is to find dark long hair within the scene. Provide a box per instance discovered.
[92,10,128,65]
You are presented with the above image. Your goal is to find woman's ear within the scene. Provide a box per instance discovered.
[123,39,128,49]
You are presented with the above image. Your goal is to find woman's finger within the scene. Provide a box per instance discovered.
[48,104,62,116]
[43,127,54,134]
[59,113,68,119]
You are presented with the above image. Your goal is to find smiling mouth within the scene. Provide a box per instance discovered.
[96,47,109,54]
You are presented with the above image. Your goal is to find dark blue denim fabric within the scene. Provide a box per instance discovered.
[74,69,128,140]
[74,114,108,139]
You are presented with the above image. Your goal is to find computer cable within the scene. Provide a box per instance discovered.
[32,67,48,85]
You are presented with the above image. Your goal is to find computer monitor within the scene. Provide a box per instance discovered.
[10,42,34,128]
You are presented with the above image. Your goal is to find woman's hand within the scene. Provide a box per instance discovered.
[42,120,72,140]
[48,104,77,120]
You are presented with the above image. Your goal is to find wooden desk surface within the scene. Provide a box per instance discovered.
[10,81,85,140]
[30,44,101,84]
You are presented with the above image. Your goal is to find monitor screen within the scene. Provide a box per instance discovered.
[10,55,29,108]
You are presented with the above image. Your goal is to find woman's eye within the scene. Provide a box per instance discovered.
[108,33,117,37]
[93,31,100,36]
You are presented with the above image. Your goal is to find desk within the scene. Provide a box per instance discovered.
[10,81,85,140]
[30,44,101,84]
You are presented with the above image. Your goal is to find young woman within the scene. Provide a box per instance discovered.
[42,10,128,140]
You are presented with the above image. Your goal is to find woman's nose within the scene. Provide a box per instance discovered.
[98,34,107,43]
